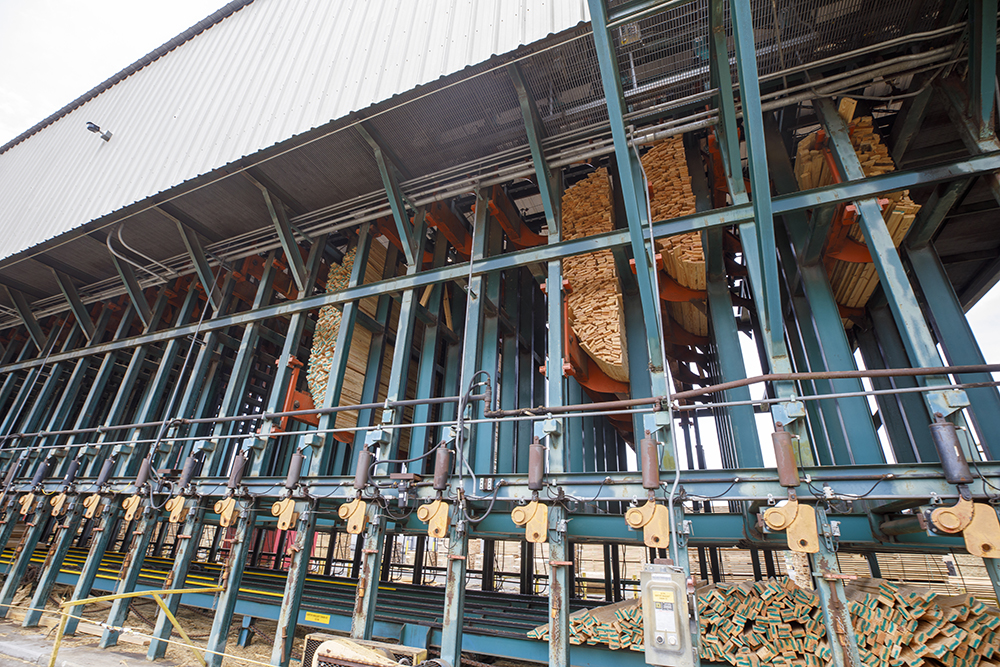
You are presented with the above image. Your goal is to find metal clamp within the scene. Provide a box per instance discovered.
[17,493,34,517]
[165,496,190,524]
[214,496,238,528]
[930,498,1000,558]
[49,493,67,517]
[511,500,548,543]
[83,494,103,519]
[416,499,449,538]
[762,497,818,553]
[624,499,670,549]
[338,498,368,535]
[122,494,144,522]
[271,497,298,531]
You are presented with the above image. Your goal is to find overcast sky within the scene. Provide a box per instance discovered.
[0,0,997,454]
[0,0,229,145]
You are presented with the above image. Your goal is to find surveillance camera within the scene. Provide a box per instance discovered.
[86,122,100,133]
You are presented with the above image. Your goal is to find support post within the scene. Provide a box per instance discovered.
[2,286,47,351]
[148,503,207,659]
[110,255,152,328]
[350,504,386,640]
[205,499,259,667]
[271,503,317,667]
[811,508,863,667]
[100,505,160,647]
[24,498,85,627]
[0,499,54,617]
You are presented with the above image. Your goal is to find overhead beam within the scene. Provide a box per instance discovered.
[6,150,1000,374]
[51,270,95,341]
[1,287,46,351]
[155,203,224,244]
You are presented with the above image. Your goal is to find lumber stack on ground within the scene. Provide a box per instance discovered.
[641,136,706,337]
[794,117,920,319]
[561,168,629,383]
[527,576,1000,667]
[307,238,388,429]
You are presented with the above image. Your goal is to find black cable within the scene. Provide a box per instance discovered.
[684,477,740,501]
[461,480,504,524]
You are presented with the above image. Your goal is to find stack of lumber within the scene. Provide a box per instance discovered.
[561,168,629,383]
[527,576,1000,667]
[307,239,388,429]
[793,116,921,317]
[641,137,705,336]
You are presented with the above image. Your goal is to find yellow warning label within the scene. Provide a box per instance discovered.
[305,611,331,624]
[653,590,675,604]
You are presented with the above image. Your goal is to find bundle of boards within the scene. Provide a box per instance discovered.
[528,577,1000,667]
[558,137,701,385]
[794,115,921,319]
[306,239,388,429]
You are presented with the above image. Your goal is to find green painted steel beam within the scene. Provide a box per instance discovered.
[110,254,152,328]
[51,270,95,341]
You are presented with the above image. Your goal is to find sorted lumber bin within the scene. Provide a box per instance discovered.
[527,576,1000,667]
[307,238,388,429]
[640,136,706,337]
[793,116,921,319]
[561,168,629,383]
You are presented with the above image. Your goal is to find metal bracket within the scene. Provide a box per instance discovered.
[50,493,67,517]
[271,498,298,531]
[511,500,548,543]
[214,496,238,528]
[624,499,671,549]
[929,497,1000,558]
[17,493,34,517]
[338,498,368,535]
[83,494,103,519]
[762,498,819,553]
[416,499,450,538]
[122,494,144,522]
[165,496,190,524]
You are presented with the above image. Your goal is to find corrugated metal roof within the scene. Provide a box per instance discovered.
[0,0,589,262]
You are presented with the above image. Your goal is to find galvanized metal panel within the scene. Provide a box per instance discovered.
[0,0,590,262]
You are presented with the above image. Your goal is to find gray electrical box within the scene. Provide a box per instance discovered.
[641,563,696,667]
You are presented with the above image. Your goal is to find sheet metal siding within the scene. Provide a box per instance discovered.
[0,0,588,262]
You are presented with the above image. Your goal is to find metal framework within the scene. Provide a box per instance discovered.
[0,2,999,667]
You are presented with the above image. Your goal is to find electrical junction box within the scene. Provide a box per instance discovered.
[641,563,696,667]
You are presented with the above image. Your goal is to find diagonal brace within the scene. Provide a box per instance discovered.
[260,188,309,294]
[51,270,95,341]
[358,123,419,266]
[2,286,47,351]
[173,221,223,312]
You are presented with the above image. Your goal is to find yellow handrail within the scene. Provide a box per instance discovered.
[48,585,222,667]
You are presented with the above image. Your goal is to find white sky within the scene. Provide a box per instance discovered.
[1,0,998,468]
[0,0,230,145]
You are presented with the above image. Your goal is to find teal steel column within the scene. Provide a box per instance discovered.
[344,245,400,475]
[308,224,374,476]
[854,326,918,462]
[23,497,84,627]
[63,499,124,635]
[705,228,763,468]
[204,251,278,476]
[350,504,386,640]
[100,505,161,647]
[729,0,781,356]
[816,100,958,423]
[474,219,503,474]
[271,502,317,666]
[811,508,863,667]
[255,234,328,474]
[0,498,53,617]
[439,190,491,667]
[205,498,259,667]
[906,243,1000,458]
[587,0,670,405]
[969,0,998,139]
[372,211,428,465]
[408,233,449,463]
[147,502,207,659]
